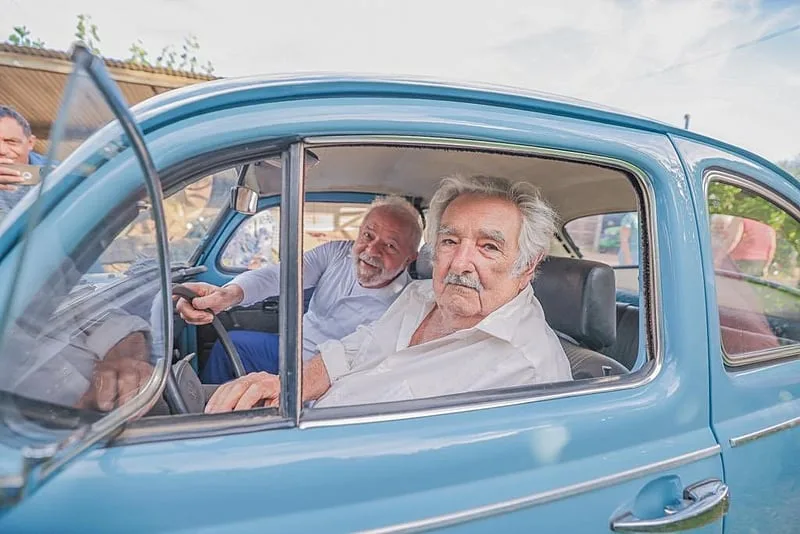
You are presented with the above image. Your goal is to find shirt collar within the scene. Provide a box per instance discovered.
[413,282,534,344]
[474,284,533,343]
[28,152,47,165]
[374,269,411,299]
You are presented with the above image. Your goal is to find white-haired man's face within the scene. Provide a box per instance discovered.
[352,205,418,288]
[432,193,537,322]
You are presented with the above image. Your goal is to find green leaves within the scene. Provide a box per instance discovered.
[7,25,45,48]
[6,16,214,76]
[708,181,799,283]
[74,14,101,55]
[153,35,215,75]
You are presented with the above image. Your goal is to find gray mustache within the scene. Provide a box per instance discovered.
[358,252,383,269]
[444,273,484,292]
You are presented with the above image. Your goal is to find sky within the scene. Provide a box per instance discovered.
[3,0,799,162]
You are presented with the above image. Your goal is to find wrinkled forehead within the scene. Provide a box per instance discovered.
[439,194,522,241]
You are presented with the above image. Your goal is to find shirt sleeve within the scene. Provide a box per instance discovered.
[227,241,343,307]
[84,309,151,359]
[316,280,418,382]
[317,323,376,382]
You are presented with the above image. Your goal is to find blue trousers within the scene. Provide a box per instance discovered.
[201,330,280,384]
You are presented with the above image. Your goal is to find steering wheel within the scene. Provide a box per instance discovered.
[162,284,247,414]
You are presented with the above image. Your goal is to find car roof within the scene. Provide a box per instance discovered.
[132,72,673,131]
[128,73,796,186]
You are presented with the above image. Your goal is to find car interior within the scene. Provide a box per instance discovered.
[187,144,648,405]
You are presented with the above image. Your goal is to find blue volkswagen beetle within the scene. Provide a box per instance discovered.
[0,45,798,533]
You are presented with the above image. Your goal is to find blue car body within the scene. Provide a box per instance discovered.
[0,65,798,534]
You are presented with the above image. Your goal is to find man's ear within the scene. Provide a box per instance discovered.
[517,252,545,288]
[405,251,418,268]
[27,135,37,152]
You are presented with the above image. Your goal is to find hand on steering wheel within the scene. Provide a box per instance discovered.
[163,284,248,415]
[172,284,247,378]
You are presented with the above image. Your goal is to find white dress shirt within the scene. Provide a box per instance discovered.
[230,240,410,359]
[315,280,572,408]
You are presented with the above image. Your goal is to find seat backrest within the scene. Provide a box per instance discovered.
[408,244,434,280]
[600,303,640,370]
[559,337,628,380]
[532,256,616,351]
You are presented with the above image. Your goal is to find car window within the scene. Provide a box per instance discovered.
[707,181,800,358]
[0,67,169,439]
[563,212,640,293]
[95,169,238,279]
[221,201,370,270]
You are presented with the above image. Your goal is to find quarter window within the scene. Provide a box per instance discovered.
[563,211,640,294]
[707,180,800,358]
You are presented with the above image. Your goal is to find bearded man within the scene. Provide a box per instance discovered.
[176,196,423,383]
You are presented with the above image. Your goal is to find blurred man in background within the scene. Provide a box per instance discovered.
[0,105,47,220]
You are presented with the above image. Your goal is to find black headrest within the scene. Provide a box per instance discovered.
[409,244,434,279]
[532,256,616,350]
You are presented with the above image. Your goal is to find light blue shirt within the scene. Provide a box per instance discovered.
[230,240,411,359]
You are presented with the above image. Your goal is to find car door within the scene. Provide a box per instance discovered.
[2,60,726,532]
[0,45,174,517]
[6,150,724,534]
[674,135,800,534]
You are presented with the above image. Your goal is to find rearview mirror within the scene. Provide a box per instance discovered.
[230,186,258,215]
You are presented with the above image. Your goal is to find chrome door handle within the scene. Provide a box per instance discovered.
[610,479,729,532]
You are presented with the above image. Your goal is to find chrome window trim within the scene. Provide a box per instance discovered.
[729,415,800,447]
[702,169,800,368]
[357,445,721,534]
[299,134,663,428]
[111,412,291,447]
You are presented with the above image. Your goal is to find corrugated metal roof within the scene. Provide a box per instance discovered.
[0,44,217,153]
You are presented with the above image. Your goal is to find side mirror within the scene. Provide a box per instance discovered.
[230,186,258,215]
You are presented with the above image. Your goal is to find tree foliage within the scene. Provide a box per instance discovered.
[74,14,101,55]
[129,34,215,75]
[708,181,799,280]
[5,14,214,76]
[6,26,45,48]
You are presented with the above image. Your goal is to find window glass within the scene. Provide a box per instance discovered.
[0,63,172,439]
[707,181,800,357]
[548,237,570,257]
[203,145,649,414]
[95,169,238,278]
[221,201,370,270]
[0,163,168,427]
[564,211,640,293]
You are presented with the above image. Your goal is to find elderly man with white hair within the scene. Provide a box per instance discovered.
[205,175,572,412]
